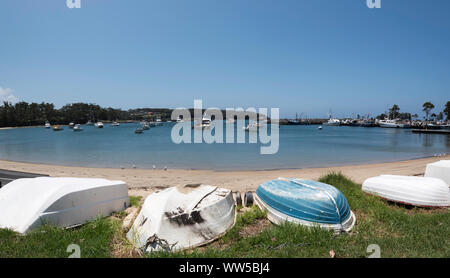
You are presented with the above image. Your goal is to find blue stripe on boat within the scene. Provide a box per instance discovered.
[256,179,351,225]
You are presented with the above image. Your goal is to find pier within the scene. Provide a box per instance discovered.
[412,129,450,135]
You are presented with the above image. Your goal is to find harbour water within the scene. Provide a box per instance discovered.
[0,123,449,170]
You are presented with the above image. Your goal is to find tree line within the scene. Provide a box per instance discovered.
[376,101,450,122]
[0,101,172,127]
[1,100,449,128]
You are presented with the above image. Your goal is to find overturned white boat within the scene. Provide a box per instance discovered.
[425,160,450,185]
[0,177,129,234]
[127,184,235,252]
[362,175,450,207]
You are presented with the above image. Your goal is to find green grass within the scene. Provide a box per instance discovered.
[129,195,142,207]
[1,173,449,257]
[0,217,121,258]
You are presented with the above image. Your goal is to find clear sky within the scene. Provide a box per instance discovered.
[1,0,449,118]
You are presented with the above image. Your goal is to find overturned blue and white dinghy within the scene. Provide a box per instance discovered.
[255,178,356,233]
[127,184,235,252]
[0,177,130,234]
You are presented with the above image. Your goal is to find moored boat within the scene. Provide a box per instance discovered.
[44,121,51,128]
[0,177,129,234]
[243,121,263,131]
[193,117,212,129]
[324,110,340,126]
[73,124,83,131]
[255,178,356,233]
[377,119,410,128]
[362,175,450,207]
[361,119,377,127]
[135,127,144,134]
[94,122,104,128]
[127,184,236,252]
[141,122,150,130]
[324,118,341,126]
[52,125,63,131]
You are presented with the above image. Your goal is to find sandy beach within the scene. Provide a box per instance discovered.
[1,155,448,197]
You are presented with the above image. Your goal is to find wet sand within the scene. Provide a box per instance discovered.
[1,155,448,197]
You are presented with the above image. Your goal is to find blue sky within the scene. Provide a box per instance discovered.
[0,0,449,118]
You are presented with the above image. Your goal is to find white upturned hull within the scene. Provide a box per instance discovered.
[127,184,236,252]
[0,177,129,233]
[255,194,356,233]
[425,160,450,185]
[362,175,450,207]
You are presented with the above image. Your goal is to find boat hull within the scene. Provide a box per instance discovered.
[255,194,355,233]
[127,185,236,252]
[362,175,450,207]
[0,177,129,233]
[255,178,356,233]
[379,123,404,128]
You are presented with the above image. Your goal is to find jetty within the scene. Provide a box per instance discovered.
[412,129,450,135]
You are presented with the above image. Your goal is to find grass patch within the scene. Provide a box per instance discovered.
[129,195,142,207]
[1,173,449,257]
[0,217,121,258]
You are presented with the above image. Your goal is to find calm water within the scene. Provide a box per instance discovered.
[0,123,449,170]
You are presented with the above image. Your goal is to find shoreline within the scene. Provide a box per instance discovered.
[1,155,449,197]
[0,152,447,172]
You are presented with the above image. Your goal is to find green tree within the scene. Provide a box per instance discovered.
[389,104,400,119]
[422,102,435,121]
[444,101,450,121]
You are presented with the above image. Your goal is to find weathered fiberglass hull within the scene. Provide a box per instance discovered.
[0,177,130,234]
[127,184,235,252]
[255,178,356,233]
